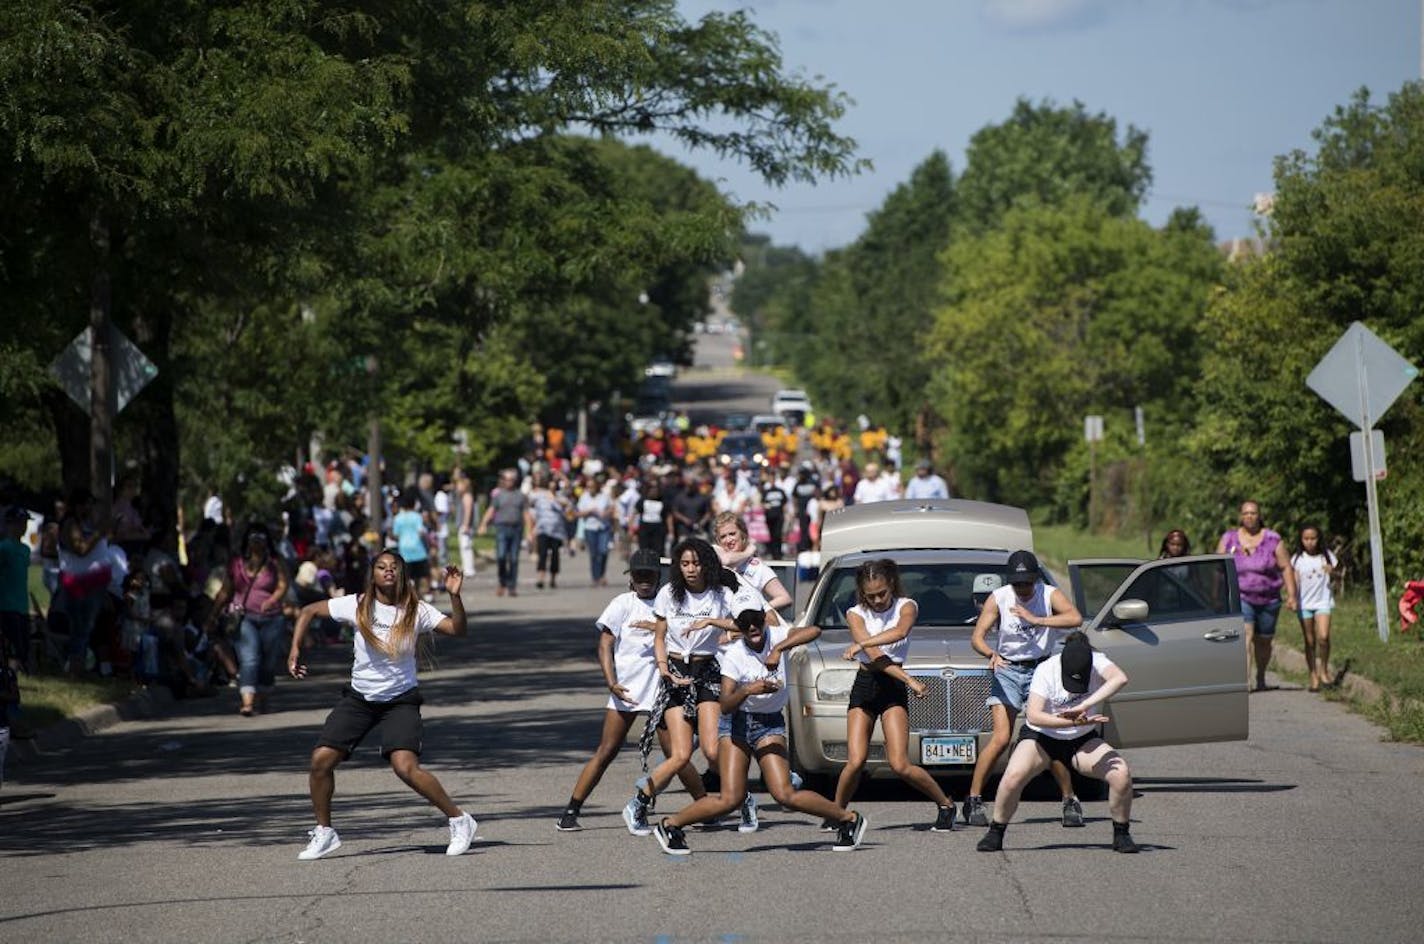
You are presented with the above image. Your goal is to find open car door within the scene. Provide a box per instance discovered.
[1068,555,1248,748]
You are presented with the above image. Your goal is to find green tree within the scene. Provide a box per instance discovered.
[955,98,1151,230]
[1188,83,1424,585]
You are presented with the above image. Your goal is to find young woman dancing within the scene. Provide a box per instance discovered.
[555,548,706,831]
[834,559,959,832]
[652,606,866,855]
[287,552,475,860]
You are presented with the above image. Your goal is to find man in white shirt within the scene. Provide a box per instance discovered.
[851,463,895,505]
[903,459,950,500]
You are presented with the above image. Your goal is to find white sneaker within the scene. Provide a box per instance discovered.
[446,812,477,856]
[738,793,760,833]
[298,826,341,860]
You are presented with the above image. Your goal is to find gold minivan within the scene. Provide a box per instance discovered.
[779,499,1249,787]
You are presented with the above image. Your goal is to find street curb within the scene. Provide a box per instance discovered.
[1272,642,1384,703]
[9,685,176,765]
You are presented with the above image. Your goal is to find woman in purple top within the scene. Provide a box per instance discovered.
[1216,501,1297,692]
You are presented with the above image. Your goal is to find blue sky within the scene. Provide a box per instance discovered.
[662,0,1421,251]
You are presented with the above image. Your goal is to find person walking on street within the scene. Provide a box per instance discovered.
[1292,525,1338,692]
[527,472,571,590]
[478,469,528,597]
[903,459,950,500]
[455,476,477,578]
[578,475,615,587]
[962,550,1084,828]
[213,522,290,717]
[287,553,475,860]
[1216,501,1297,692]
[975,631,1140,854]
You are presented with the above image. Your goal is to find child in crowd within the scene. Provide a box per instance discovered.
[1292,525,1338,692]
[0,634,19,788]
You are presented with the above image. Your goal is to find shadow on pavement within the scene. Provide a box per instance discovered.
[1132,777,1297,794]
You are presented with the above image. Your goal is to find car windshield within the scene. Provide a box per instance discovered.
[811,562,1022,628]
[720,433,761,454]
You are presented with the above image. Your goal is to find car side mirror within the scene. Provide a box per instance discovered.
[1110,599,1149,624]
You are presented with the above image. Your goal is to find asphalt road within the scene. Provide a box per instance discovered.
[5,335,1423,943]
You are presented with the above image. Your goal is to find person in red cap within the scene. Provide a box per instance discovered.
[976,630,1139,853]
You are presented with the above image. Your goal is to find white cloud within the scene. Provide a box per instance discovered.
[980,0,1113,33]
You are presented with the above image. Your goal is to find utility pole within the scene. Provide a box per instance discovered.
[365,355,383,541]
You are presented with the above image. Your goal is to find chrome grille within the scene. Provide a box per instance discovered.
[823,741,885,762]
[907,669,992,734]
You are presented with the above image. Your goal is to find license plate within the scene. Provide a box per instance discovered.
[921,735,977,765]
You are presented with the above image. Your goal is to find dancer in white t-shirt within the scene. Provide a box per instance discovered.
[652,607,867,855]
[834,559,959,832]
[620,537,737,836]
[286,552,475,860]
[976,631,1139,854]
[555,549,707,832]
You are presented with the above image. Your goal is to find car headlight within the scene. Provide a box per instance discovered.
[815,668,858,701]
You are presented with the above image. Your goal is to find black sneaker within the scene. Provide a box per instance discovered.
[1062,795,1085,828]
[976,827,1004,853]
[653,820,691,856]
[964,795,989,827]
[832,812,868,852]
[555,809,581,832]
[1112,830,1140,854]
[931,804,956,832]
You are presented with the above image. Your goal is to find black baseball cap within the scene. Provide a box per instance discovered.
[1006,550,1040,583]
[626,548,662,574]
[1061,633,1093,694]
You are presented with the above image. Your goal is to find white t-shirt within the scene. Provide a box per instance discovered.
[653,583,735,658]
[853,476,895,505]
[1026,651,1116,739]
[736,557,776,594]
[991,583,1060,661]
[720,622,793,714]
[1292,551,1336,611]
[849,596,916,665]
[328,594,445,701]
[596,591,661,711]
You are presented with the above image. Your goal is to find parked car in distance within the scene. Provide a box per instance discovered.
[771,388,811,424]
[721,411,753,432]
[781,499,1248,786]
[645,358,677,378]
[717,431,767,467]
[750,413,787,433]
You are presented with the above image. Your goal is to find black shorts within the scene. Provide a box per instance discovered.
[406,559,431,582]
[316,686,424,758]
[848,668,909,716]
[659,657,722,724]
[1017,727,1101,766]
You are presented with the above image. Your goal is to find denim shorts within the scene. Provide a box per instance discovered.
[718,709,787,746]
[1242,598,1282,638]
[1299,607,1333,619]
[987,663,1038,712]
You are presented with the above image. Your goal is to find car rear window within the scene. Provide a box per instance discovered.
[811,563,1019,628]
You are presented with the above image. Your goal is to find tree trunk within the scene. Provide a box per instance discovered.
[88,208,114,526]
[44,387,92,499]
[131,305,180,550]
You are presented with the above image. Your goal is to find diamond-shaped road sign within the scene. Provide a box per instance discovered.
[50,326,159,416]
[1306,321,1418,429]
